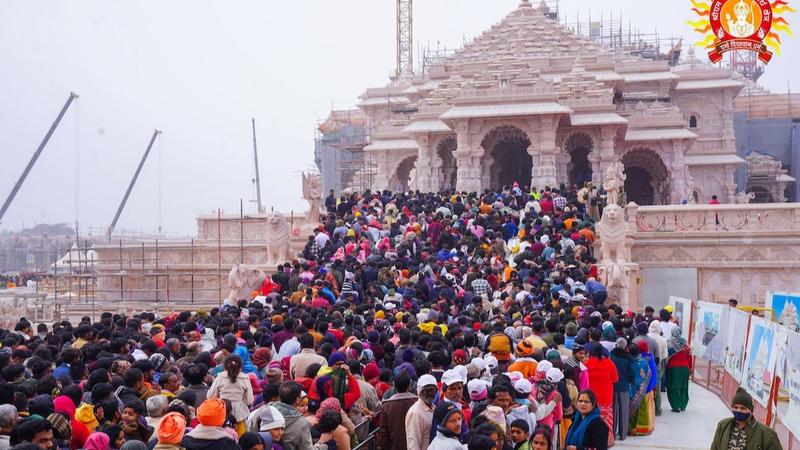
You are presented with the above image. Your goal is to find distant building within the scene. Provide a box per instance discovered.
[353,0,770,205]
[314,109,372,195]
[733,93,800,202]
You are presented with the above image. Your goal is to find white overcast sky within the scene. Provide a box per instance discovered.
[0,0,796,236]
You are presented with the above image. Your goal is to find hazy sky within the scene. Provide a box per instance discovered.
[0,0,796,236]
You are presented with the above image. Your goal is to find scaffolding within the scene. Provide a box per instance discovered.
[562,10,683,65]
[314,109,375,194]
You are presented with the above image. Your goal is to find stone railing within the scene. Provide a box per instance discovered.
[634,203,800,234]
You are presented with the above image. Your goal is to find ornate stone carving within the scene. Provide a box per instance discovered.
[265,212,291,265]
[667,247,693,262]
[704,249,730,262]
[302,172,323,224]
[603,162,626,206]
[736,248,766,262]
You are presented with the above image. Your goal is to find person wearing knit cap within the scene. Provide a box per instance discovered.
[183,399,239,450]
[154,412,186,450]
[47,413,71,450]
[428,403,463,450]
[709,387,782,450]
[406,374,437,450]
[255,405,285,450]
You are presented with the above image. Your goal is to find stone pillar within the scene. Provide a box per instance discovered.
[456,152,483,193]
[556,152,571,186]
[724,165,737,203]
[373,152,391,191]
[480,155,495,189]
[413,136,436,193]
[595,126,618,187]
[529,116,559,189]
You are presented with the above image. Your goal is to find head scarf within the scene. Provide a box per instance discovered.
[667,327,688,355]
[48,413,72,444]
[253,348,271,370]
[315,397,342,421]
[53,395,76,419]
[84,432,111,450]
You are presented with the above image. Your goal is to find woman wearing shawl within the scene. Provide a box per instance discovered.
[252,348,272,379]
[584,344,618,447]
[564,390,609,450]
[628,341,657,436]
[308,352,362,411]
[665,327,692,412]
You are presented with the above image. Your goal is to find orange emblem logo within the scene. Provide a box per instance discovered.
[689,0,795,63]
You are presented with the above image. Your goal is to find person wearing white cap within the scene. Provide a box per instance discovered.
[437,369,469,444]
[467,379,490,410]
[506,378,537,434]
[405,374,437,450]
[483,355,499,381]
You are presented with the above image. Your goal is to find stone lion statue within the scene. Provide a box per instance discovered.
[734,191,756,204]
[226,263,267,306]
[597,204,628,264]
[265,212,291,265]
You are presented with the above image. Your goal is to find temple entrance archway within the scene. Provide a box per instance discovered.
[437,137,458,192]
[390,155,417,192]
[622,148,669,205]
[564,132,594,188]
[481,126,532,189]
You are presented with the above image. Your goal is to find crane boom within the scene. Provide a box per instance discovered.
[107,129,161,240]
[396,0,413,80]
[0,92,79,224]
[252,118,264,213]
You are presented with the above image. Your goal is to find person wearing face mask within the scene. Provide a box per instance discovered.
[405,375,438,450]
[709,388,782,450]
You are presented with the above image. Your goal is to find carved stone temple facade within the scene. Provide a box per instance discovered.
[358,0,749,205]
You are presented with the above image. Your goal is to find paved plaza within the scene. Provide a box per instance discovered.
[615,382,730,450]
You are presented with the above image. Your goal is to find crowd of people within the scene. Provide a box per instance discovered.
[0,184,780,450]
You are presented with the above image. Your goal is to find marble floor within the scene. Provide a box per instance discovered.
[613,382,730,450]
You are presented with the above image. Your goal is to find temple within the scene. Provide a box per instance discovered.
[357,0,752,205]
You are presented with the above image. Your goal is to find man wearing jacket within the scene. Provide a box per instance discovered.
[709,388,782,450]
[273,382,312,450]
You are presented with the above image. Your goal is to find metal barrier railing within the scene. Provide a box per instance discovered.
[353,429,380,450]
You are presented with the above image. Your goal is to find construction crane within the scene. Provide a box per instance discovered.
[0,92,79,224]
[251,118,264,213]
[396,0,413,80]
[107,129,161,240]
